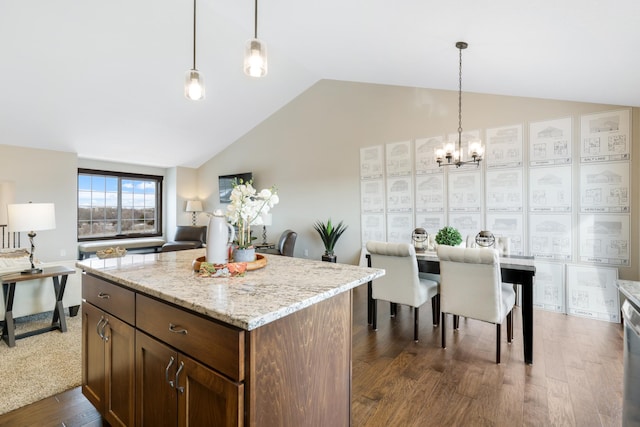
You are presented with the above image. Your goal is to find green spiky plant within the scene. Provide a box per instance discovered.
[313,219,348,256]
[435,226,462,246]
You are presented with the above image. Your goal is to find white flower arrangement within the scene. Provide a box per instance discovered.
[226,179,279,249]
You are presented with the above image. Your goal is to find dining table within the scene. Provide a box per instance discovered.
[366,251,537,364]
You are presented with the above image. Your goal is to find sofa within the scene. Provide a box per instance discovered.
[0,249,82,320]
[161,225,207,252]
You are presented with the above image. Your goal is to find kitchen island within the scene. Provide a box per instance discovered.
[77,249,383,427]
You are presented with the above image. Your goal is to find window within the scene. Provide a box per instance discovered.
[78,169,163,240]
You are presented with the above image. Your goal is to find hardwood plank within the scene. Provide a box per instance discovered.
[546,377,577,426]
[0,387,103,427]
[523,382,550,427]
[566,365,602,427]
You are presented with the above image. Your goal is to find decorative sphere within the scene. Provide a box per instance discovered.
[475,230,495,247]
[412,228,428,243]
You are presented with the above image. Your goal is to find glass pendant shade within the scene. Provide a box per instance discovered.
[184,69,205,100]
[244,39,268,77]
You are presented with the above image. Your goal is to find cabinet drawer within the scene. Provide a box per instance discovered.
[136,294,244,381]
[82,273,135,325]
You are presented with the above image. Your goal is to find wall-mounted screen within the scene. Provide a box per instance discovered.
[219,172,252,203]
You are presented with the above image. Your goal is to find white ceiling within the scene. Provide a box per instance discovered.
[2,0,639,168]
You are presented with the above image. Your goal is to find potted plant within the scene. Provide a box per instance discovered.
[313,218,347,262]
[226,178,279,262]
[435,226,462,247]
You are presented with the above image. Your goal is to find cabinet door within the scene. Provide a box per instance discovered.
[136,331,178,427]
[81,301,105,413]
[103,313,135,427]
[177,353,244,427]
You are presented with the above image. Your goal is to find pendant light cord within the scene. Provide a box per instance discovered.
[254,0,258,38]
[192,0,197,70]
[457,44,463,152]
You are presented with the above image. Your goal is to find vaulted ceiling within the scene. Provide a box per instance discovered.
[2,0,639,168]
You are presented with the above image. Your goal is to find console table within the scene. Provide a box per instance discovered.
[254,242,275,252]
[1,266,75,347]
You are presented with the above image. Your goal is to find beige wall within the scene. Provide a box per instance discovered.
[197,79,639,280]
[0,144,78,261]
[2,79,637,281]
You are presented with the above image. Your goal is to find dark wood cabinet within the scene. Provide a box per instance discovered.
[81,301,135,427]
[82,271,352,426]
[136,331,243,427]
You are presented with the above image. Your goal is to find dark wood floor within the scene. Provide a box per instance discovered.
[352,285,624,426]
[0,284,624,426]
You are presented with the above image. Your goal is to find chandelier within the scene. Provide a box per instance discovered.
[435,41,483,167]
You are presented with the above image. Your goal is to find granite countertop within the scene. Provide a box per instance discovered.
[77,249,384,331]
[617,280,640,309]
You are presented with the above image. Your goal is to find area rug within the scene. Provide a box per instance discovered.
[0,309,82,415]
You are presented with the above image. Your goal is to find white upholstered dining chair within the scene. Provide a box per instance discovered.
[437,245,516,363]
[366,241,440,342]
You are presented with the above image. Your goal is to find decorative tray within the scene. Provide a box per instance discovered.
[193,254,267,277]
[96,247,127,259]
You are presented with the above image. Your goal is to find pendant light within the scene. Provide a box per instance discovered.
[185,0,205,100]
[244,0,268,78]
[435,41,483,167]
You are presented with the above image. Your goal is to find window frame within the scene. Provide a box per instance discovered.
[77,168,163,242]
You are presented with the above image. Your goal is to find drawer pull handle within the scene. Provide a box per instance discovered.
[175,361,185,394]
[98,292,111,299]
[168,323,188,335]
[165,356,175,388]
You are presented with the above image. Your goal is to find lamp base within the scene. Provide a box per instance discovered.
[21,267,43,275]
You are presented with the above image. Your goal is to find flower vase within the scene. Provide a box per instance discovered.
[233,247,256,263]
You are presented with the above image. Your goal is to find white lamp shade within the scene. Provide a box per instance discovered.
[7,203,56,232]
[260,212,272,226]
[185,200,203,212]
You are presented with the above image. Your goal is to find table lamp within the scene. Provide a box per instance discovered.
[185,200,203,225]
[7,202,56,274]
[260,213,272,244]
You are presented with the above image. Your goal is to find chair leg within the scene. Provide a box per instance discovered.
[453,315,460,330]
[431,295,440,326]
[496,323,501,364]
[372,299,378,331]
[507,311,513,343]
[367,282,373,325]
[441,313,446,348]
[414,307,419,342]
[390,302,397,317]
